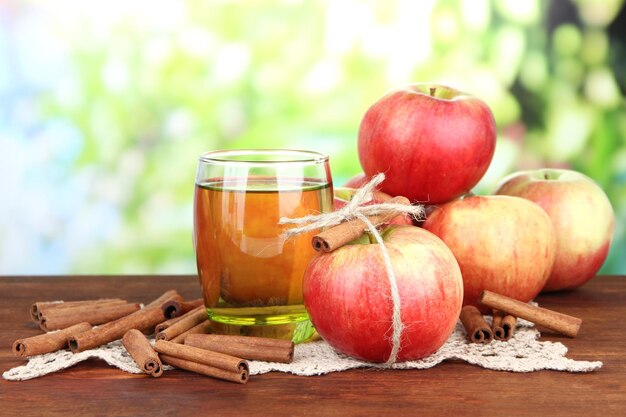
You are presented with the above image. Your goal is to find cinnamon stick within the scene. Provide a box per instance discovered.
[492,309,517,341]
[185,334,294,363]
[40,303,141,331]
[155,340,248,384]
[162,298,204,320]
[156,306,206,341]
[160,354,248,384]
[31,299,126,322]
[155,314,186,334]
[459,305,493,343]
[170,319,212,344]
[479,290,582,338]
[311,196,411,252]
[122,329,163,377]
[13,322,92,358]
[139,290,181,334]
[68,290,181,353]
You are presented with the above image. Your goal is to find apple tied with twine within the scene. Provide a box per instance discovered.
[279,174,426,365]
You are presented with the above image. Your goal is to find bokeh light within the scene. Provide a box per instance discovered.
[1,0,624,275]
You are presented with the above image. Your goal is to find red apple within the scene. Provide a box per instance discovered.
[422,195,556,310]
[303,225,463,362]
[358,83,496,204]
[495,169,614,292]
[333,187,414,225]
[344,173,370,189]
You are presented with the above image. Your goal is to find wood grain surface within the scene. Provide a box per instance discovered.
[1,275,624,417]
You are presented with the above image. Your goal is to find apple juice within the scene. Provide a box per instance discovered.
[194,177,333,329]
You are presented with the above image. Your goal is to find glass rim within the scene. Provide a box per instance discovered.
[198,149,329,165]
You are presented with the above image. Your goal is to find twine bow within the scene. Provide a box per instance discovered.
[279,173,424,365]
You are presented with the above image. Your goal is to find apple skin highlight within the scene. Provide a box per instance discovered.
[302,225,463,363]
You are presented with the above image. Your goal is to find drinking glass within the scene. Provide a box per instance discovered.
[194,149,333,342]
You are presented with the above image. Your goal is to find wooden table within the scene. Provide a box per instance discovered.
[1,275,624,416]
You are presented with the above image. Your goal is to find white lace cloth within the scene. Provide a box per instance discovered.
[3,316,601,381]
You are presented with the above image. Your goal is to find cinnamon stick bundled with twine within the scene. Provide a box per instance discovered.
[280,174,422,254]
[280,173,423,366]
[312,195,411,252]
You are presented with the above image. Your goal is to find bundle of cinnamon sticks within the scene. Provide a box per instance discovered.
[14,291,188,357]
[121,331,294,384]
[13,291,295,384]
[460,290,582,343]
[459,305,516,343]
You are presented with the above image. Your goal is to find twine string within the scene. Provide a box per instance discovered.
[279,173,423,365]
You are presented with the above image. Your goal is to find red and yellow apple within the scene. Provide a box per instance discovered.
[358,84,496,204]
[422,195,556,310]
[495,169,614,292]
[303,226,463,362]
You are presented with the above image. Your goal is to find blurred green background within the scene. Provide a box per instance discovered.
[1,0,624,275]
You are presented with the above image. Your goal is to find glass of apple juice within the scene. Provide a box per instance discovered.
[194,149,334,343]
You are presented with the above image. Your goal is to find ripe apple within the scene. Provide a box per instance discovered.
[303,225,463,362]
[495,169,614,292]
[422,195,556,311]
[358,83,496,204]
[333,187,414,225]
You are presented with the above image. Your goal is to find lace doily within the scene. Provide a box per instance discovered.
[3,316,601,381]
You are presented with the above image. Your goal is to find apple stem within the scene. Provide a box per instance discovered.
[429,87,436,97]
[365,230,377,244]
